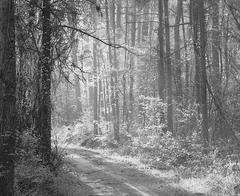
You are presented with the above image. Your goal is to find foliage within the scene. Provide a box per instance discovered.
[15,131,65,195]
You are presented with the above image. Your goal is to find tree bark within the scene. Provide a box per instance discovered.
[0,1,16,195]
[38,0,52,164]
[191,0,201,105]
[72,39,82,118]
[123,0,129,123]
[174,0,183,102]
[181,6,190,104]
[91,4,99,135]
[93,32,98,135]
[157,0,165,100]
[129,0,137,127]
[116,0,122,29]
[105,0,119,141]
[164,0,174,133]
[210,0,223,137]
[112,0,120,142]
[199,0,209,145]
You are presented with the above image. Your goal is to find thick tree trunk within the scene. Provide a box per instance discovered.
[0,1,16,195]
[38,0,52,164]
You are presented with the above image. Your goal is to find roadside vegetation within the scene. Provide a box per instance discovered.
[53,110,240,196]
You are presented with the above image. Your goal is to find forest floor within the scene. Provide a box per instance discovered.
[55,146,206,196]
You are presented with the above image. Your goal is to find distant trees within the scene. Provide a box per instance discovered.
[0,0,16,195]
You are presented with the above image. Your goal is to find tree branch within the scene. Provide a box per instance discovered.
[59,24,139,55]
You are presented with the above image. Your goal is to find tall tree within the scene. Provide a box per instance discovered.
[191,0,201,105]
[199,0,209,145]
[122,0,129,123]
[129,0,137,126]
[92,4,99,135]
[38,0,52,164]
[157,0,165,100]
[164,0,174,133]
[105,0,119,141]
[191,0,209,144]
[70,12,82,118]
[0,0,16,195]
[181,2,190,103]
[210,0,222,136]
[112,0,120,142]
[174,0,183,102]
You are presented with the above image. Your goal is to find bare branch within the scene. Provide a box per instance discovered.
[59,24,140,55]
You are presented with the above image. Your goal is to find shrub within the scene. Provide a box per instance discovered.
[15,130,65,196]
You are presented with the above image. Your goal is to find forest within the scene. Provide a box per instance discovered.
[1,0,240,195]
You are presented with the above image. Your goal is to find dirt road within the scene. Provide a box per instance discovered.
[61,147,198,196]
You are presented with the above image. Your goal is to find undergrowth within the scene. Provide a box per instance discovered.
[15,131,66,196]
[53,99,240,196]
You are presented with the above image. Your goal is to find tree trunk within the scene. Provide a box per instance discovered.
[38,0,52,164]
[164,0,174,133]
[116,0,122,29]
[72,39,82,118]
[158,0,165,100]
[123,0,129,123]
[93,35,98,135]
[191,0,201,105]
[199,0,209,145]
[72,36,81,118]
[0,1,16,195]
[174,0,183,102]
[92,4,99,135]
[112,0,120,142]
[129,0,137,128]
[74,74,82,117]
[98,76,102,134]
[210,0,223,137]
[105,0,119,141]
[137,8,143,44]
[181,6,190,104]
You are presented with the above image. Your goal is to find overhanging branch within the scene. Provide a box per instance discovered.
[60,24,139,55]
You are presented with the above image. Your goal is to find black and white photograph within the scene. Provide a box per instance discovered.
[0,0,240,195]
